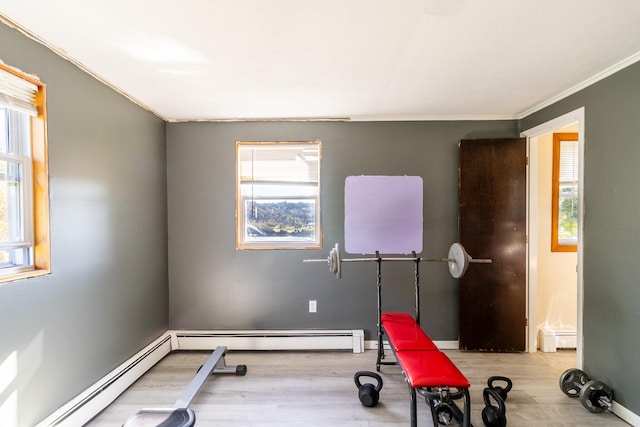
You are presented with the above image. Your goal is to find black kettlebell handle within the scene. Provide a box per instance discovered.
[483,387,506,413]
[488,376,513,393]
[488,375,512,402]
[354,370,383,392]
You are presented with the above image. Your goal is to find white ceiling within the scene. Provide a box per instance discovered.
[2,1,640,122]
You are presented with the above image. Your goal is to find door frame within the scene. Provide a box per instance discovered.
[521,107,585,368]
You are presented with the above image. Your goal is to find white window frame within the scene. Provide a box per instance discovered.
[236,141,322,250]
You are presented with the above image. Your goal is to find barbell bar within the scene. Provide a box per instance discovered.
[303,242,491,279]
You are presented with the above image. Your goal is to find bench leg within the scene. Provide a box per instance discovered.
[376,327,384,371]
[461,388,471,427]
[409,386,417,427]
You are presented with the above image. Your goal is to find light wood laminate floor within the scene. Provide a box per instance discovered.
[86,349,629,426]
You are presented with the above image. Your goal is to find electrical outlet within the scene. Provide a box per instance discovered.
[309,300,317,313]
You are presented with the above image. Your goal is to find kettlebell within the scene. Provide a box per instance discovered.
[354,371,383,407]
[487,376,513,401]
[482,387,507,427]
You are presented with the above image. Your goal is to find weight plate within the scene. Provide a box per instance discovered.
[335,243,342,279]
[579,380,612,413]
[329,248,337,275]
[327,243,342,279]
[559,368,589,398]
[448,243,469,279]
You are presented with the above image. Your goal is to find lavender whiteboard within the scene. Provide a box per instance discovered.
[344,176,423,254]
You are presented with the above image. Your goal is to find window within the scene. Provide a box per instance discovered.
[236,141,321,249]
[551,132,578,252]
[0,63,50,282]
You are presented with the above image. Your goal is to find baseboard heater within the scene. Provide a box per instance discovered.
[538,327,577,352]
[173,329,364,353]
[36,329,364,427]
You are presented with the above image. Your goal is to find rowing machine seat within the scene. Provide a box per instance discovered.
[123,407,195,427]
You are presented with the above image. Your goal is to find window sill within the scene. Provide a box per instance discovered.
[0,268,51,284]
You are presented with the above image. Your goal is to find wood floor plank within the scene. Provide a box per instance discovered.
[86,349,629,426]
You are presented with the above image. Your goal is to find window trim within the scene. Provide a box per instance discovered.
[0,63,50,283]
[236,141,321,250]
[551,132,578,253]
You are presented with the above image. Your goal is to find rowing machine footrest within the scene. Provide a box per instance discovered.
[236,364,248,376]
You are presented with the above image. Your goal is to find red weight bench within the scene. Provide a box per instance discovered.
[380,312,471,427]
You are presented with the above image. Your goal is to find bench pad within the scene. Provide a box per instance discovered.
[381,312,438,351]
[381,312,415,324]
[395,351,470,389]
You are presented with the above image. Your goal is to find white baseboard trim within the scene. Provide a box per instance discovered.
[612,401,640,426]
[35,329,364,426]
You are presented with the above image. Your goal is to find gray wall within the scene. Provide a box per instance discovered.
[166,120,517,339]
[520,60,640,415]
[0,22,169,426]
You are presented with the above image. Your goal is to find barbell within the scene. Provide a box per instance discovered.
[303,242,491,279]
[559,368,614,413]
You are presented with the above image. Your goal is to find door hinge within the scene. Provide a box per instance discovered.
[525,318,528,327]
[526,156,529,166]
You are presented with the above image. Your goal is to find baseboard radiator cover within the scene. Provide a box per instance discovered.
[538,326,577,352]
[35,333,172,427]
[173,329,365,353]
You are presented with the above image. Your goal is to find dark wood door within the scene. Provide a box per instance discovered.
[458,138,527,352]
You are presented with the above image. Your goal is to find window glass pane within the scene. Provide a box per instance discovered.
[559,140,578,182]
[7,108,31,156]
[0,159,24,243]
[0,107,7,154]
[558,183,578,242]
[244,199,316,243]
[237,142,321,249]
[558,140,578,243]
[0,248,31,269]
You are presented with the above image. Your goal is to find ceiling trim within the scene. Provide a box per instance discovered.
[168,116,352,123]
[348,114,520,122]
[517,51,640,120]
